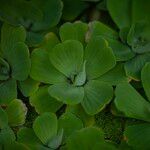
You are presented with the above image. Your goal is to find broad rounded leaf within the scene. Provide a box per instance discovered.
[48,83,84,105]
[30,86,63,114]
[0,79,17,105]
[141,63,150,101]
[58,112,83,142]
[30,0,63,31]
[1,23,26,60]
[9,42,31,81]
[82,80,113,115]
[107,0,131,29]
[125,53,150,80]
[5,99,27,127]
[98,63,129,86]
[115,83,150,122]
[0,107,8,129]
[66,127,106,150]
[50,40,83,77]
[87,21,118,41]
[62,0,88,21]
[33,112,57,145]
[30,49,66,84]
[85,37,116,79]
[18,78,39,97]
[0,127,15,145]
[60,22,88,44]
[125,123,150,150]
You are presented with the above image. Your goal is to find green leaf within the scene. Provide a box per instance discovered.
[33,113,57,145]
[0,57,10,80]
[8,42,31,81]
[62,0,88,21]
[127,22,150,54]
[142,63,150,101]
[58,113,83,142]
[125,123,150,150]
[0,126,15,145]
[30,48,66,84]
[17,127,43,148]
[105,38,135,61]
[39,32,60,53]
[66,105,95,127]
[4,142,29,150]
[30,0,63,31]
[0,107,8,129]
[87,21,118,41]
[98,63,129,86]
[0,0,42,26]
[0,79,17,105]
[115,83,150,122]
[30,86,63,114]
[74,61,86,86]
[18,78,39,97]
[66,127,105,150]
[5,99,27,127]
[50,40,83,77]
[107,0,131,29]
[60,22,88,44]
[48,129,63,149]
[82,80,113,115]
[124,53,150,80]
[1,23,26,60]
[48,83,84,105]
[85,37,116,79]
[132,0,150,24]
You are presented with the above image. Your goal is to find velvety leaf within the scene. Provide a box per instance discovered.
[0,0,42,26]
[0,79,17,105]
[17,127,43,148]
[107,0,131,29]
[30,0,63,31]
[0,126,15,145]
[60,22,88,44]
[115,83,150,122]
[30,86,63,114]
[124,53,150,80]
[105,38,135,61]
[58,112,83,142]
[141,63,150,101]
[8,42,31,81]
[1,23,26,60]
[125,123,150,150]
[5,99,27,127]
[48,83,84,105]
[127,22,150,54]
[82,80,113,115]
[4,142,29,150]
[48,129,63,149]
[0,107,8,129]
[18,78,39,97]
[50,40,83,77]
[98,63,129,86]
[30,49,66,84]
[66,127,105,150]
[85,36,116,79]
[66,105,95,127]
[132,0,150,24]
[62,0,88,21]
[87,21,118,41]
[40,32,60,52]
[33,113,57,145]
[0,57,10,80]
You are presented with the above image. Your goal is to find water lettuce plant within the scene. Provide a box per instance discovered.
[30,22,116,115]
[0,0,150,149]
